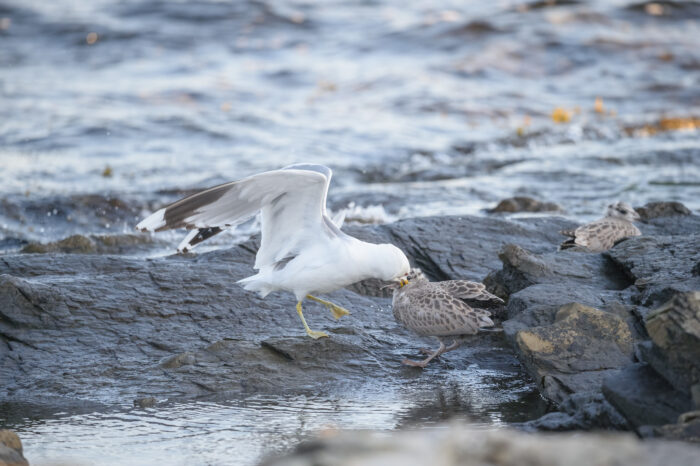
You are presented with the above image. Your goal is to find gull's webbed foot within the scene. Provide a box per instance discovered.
[306,329,329,339]
[296,301,329,339]
[306,295,351,320]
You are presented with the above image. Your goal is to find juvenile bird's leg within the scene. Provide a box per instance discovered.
[403,340,447,368]
[444,338,463,353]
[306,295,351,320]
[296,301,328,339]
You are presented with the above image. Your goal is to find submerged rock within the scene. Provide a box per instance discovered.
[261,422,700,466]
[21,233,155,255]
[488,196,562,214]
[133,397,157,409]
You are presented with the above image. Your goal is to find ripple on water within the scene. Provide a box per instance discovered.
[7,366,545,466]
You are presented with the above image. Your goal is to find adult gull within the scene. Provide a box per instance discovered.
[136,164,411,339]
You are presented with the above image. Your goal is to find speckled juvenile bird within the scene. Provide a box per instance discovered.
[389,269,504,368]
[560,201,641,252]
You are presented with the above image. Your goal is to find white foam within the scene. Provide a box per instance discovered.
[332,202,395,225]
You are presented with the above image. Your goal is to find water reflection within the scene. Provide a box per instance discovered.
[6,365,545,466]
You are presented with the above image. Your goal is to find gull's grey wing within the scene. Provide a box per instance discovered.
[571,218,641,252]
[136,164,340,263]
[395,288,494,337]
[436,280,504,304]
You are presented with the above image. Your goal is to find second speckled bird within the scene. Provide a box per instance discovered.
[390,269,504,368]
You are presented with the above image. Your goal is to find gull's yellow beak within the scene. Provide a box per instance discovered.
[399,278,409,287]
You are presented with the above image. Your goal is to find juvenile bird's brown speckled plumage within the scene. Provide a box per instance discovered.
[560,201,641,252]
[391,269,503,368]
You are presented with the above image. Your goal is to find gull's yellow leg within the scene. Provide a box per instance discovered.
[296,301,329,339]
[306,295,351,320]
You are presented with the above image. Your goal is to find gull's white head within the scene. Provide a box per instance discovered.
[375,244,411,281]
[606,201,640,222]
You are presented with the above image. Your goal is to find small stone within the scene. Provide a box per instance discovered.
[133,397,157,408]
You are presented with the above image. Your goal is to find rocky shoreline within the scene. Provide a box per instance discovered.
[1,201,698,463]
[483,202,699,440]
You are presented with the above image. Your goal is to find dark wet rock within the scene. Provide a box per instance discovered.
[21,233,95,254]
[489,209,700,431]
[502,284,632,341]
[559,392,629,430]
[261,421,700,466]
[0,430,28,466]
[488,196,562,214]
[514,303,634,404]
[605,235,700,308]
[483,242,629,299]
[521,411,582,431]
[521,392,629,431]
[20,233,156,255]
[603,364,693,431]
[641,292,700,405]
[486,243,635,343]
[346,215,575,283]
[0,215,566,405]
[636,201,692,220]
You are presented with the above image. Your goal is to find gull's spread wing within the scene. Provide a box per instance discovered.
[136,164,341,267]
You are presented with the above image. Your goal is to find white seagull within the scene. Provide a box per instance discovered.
[136,164,411,339]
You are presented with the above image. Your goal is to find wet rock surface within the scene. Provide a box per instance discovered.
[485,202,700,437]
[0,214,569,407]
[261,422,700,466]
[2,203,699,453]
[642,292,700,403]
[514,303,634,404]
[603,364,692,430]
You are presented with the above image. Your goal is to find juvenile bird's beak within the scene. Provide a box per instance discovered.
[381,277,409,291]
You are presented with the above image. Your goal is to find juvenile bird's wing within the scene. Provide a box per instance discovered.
[400,288,494,337]
[436,280,504,304]
[136,164,344,264]
[571,218,641,252]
